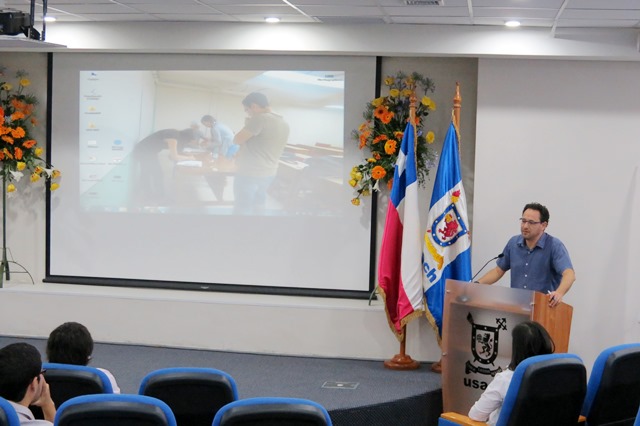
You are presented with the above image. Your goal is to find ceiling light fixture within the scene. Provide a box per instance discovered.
[44,16,56,22]
[265,17,280,23]
[505,20,521,27]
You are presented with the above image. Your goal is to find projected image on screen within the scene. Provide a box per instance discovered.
[79,70,345,216]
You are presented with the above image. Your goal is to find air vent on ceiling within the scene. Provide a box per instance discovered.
[314,16,387,25]
[405,0,444,5]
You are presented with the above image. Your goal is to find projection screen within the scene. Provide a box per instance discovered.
[46,53,377,297]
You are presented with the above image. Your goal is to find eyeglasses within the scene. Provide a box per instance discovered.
[519,218,542,225]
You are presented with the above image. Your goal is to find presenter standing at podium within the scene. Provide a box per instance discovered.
[476,202,575,307]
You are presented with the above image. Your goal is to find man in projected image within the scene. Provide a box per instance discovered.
[232,92,290,215]
[200,115,237,160]
[131,128,196,205]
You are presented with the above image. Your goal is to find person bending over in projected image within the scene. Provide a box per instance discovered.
[131,128,195,204]
[0,343,56,425]
[475,202,575,308]
[232,92,290,215]
[46,322,120,394]
[468,321,554,424]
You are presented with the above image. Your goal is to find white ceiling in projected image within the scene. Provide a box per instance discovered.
[153,70,344,109]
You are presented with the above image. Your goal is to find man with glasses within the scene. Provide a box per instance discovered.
[476,202,575,307]
[0,343,56,424]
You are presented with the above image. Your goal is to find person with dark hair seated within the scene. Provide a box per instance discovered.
[0,343,56,425]
[46,322,120,393]
[468,321,555,425]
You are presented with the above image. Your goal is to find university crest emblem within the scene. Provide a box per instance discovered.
[465,313,506,376]
[429,200,468,247]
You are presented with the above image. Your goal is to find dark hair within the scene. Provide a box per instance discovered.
[508,321,555,370]
[0,343,42,402]
[47,322,94,366]
[523,202,550,223]
[242,92,269,108]
[201,115,215,124]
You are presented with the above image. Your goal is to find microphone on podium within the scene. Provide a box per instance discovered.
[470,253,504,282]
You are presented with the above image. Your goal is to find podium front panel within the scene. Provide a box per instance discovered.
[441,280,535,414]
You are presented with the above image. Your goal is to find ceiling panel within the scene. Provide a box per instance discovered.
[1,0,639,29]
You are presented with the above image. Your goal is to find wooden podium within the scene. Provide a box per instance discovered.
[440,279,573,414]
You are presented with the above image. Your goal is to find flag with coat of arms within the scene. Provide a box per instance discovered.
[377,120,426,341]
[422,120,472,340]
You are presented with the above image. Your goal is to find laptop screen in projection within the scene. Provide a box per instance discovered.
[48,53,376,297]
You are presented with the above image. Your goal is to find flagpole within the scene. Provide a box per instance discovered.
[383,85,420,371]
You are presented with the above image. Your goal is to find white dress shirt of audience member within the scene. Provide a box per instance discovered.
[0,342,57,425]
[468,321,555,425]
[46,322,121,393]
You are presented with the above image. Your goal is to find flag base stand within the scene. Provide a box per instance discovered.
[384,325,420,370]
[384,353,420,370]
[430,360,442,373]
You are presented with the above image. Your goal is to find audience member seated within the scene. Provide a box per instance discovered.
[46,322,120,393]
[468,320,554,424]
[0,343,56,425]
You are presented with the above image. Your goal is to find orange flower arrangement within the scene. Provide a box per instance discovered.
[0,67,61,193]
[350,71,437,205]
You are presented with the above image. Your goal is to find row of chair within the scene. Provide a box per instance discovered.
[2,394,333,425]
[439,343,640,426]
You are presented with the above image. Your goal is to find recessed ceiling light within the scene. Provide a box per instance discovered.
[265,17,280,23]
[44,16,57,22]
[505,20,521,27]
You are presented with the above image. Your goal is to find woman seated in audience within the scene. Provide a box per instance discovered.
[468,320,554,425]
[46,322,121,393]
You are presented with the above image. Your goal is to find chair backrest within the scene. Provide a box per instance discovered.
[138,367,238,426]
[496,353,587,426]
[55,394,177,426]
[581,343,640,426]
[212,397,332,426]
[0,397,20,426]
[29,362,114,420]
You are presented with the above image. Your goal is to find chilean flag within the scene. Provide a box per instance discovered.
[377,121,426,341]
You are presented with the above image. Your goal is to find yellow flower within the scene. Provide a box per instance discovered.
[50,182,60,191]
[351,198,361,206]
[30,173,41,183]
[19,78,30,87]
[354,172,362,181]
[361,189,370,196]
[389,89,400,97]
[34,166,43,174]
[426,131,435,144]
[421,96,432,107]
[349,179,357,187]
[52,169,62,179]
[1,83,12,91]
[401,89,412,97]
[384,77,394,86]
[371,97,384,107]
[16,162,26,171]
[35,147,43,156]
[7,183,16,193]
[367,158,376,163]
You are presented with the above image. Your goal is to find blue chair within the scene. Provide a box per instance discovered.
[54,394,177,426]
[0,397,20,426]
[139,367,238,426]
[581,343,640,426]
[30,363,114,419]
[634,405,640,426]
[212,397,333,426]
[439,353,587,426]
